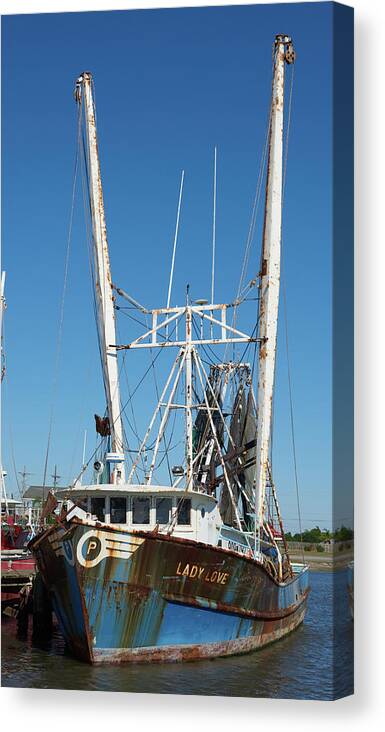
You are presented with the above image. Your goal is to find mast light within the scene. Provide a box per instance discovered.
[171,466,185,476]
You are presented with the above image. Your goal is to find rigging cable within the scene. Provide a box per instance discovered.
[144,312,173,484]
[80,102,127,460]
[42,103,82,489]
[67,116,108,483]
[114,321,178,453]
[72,98,131,481]
[279,59,305,562]
[166,170,185,309]
[80,113,110,415]
[151,379,180,475]
[116,318,147,479]
[78,95,179,484]
[224,55,275,368]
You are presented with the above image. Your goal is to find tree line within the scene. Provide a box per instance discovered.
[285,525,353,543]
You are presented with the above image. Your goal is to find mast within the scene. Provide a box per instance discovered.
[185,306,194,490]
[255,35,295,546]
[75,72,125,484]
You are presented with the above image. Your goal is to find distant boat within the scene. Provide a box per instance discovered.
[1,501,36,613]
[1,279,36,614]
[30,34,309,664]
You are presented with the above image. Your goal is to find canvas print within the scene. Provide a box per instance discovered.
[1,2,354,700]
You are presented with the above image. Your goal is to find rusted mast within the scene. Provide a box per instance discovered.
[254,36,295,553]
[75,72,125,484]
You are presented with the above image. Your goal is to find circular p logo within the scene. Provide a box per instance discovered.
[77,530,105,568]
[85,536,102,561]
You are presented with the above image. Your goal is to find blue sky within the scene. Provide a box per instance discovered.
[1,3,347,530]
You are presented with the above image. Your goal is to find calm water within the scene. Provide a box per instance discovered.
[1,570,353,700]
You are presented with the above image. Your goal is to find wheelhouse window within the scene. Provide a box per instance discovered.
[132,496,150,524]
[156,497,172,525]
[177,498,191,525]
[77,497,88,512]
[110,497,126,524]
[90,497,105,522]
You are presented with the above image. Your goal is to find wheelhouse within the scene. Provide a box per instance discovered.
[56,485,220,544]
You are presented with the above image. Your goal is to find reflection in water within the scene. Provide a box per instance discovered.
[1,571,353,700]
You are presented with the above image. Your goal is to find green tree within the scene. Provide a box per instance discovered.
[302,526,323,543]
[333,525,353,541]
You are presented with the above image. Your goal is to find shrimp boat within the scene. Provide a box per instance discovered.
[30,34,309,664]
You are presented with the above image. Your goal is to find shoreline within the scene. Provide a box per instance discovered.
[289,551,353,572]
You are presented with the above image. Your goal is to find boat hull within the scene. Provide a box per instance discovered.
[92,603,307,663]
[30,520,309,664]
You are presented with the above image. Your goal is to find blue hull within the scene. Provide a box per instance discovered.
[31,520,309,663]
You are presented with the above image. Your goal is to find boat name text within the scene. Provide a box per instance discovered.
[176,562,229,584]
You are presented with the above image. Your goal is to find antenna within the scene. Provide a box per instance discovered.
[211,146,217,305]
[51,465,61,489]
[18,465,34,495]
[166,170,185,309]
[79,430,87,485]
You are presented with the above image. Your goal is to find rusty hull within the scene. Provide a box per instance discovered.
[30,520,309,664]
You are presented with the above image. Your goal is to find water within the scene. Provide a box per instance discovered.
[1,571,353,700]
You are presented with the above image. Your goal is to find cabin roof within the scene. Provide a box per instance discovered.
[55,484,217,503]
[1,497,24,506]
[23,485,54,499]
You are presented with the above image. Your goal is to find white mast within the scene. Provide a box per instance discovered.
[75,72,125,484]
[211,146,217,306]
[255,35,295,545]
[185,306,193,490]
